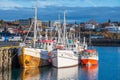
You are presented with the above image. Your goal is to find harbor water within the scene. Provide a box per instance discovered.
[1,46,120,80]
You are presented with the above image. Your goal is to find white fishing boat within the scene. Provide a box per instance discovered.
[51,11,78,68]
[18,0,54,68]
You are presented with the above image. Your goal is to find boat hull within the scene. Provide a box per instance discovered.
[51,50,78,68]
[18,47,50,68]
[81,59,98,65]
[80,49,98,65]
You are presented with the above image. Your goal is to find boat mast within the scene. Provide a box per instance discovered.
[63,11,66,45]
[33,0,38,48]
[58,14,61,43]
[79,24,81,41]
[89,29,92,48]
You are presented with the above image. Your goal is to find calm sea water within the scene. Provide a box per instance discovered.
[2,47,120,80]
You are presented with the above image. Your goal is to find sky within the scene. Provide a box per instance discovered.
[0,0,120,10]
[0,0,120,22]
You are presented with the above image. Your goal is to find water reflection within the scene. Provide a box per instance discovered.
[20,68,40,80]
[18,67,52,80]
[8,47,120,80]
[79,64,98,80]
[11,65,98,80]
[12,66,78,80]
[0,70,11,80]
[51,66,78,80]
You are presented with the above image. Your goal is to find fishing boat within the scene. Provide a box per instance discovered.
[18,0,54,68]
[80,49,98,65]
[51,11,78,68]
[80,27,98,65]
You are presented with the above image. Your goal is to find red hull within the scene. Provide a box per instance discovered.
[81,59,98,65]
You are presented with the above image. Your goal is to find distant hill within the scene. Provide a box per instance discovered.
[0,7,120,23]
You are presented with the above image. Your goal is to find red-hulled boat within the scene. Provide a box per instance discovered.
[80,49,98,65]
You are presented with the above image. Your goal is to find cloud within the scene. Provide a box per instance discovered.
[0,0,22,10]
[0,0,120,10]
[32,0,120,8]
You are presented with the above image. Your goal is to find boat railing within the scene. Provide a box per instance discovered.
[81,51,98,57]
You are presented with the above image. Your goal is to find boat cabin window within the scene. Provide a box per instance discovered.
[82,51,98,56]
[36,42,44,49]
[58,43,62,45]
[53,48,57,51]
[74,45,76,47]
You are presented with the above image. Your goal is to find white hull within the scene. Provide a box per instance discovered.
[51,50,78,68]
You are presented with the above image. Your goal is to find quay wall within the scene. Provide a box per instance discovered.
[89,39,120,46]
[0,47,20,72]
[0,47,20,80]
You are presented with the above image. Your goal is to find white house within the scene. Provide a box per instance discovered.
[105,26,120,33]
[85,24,95,30]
